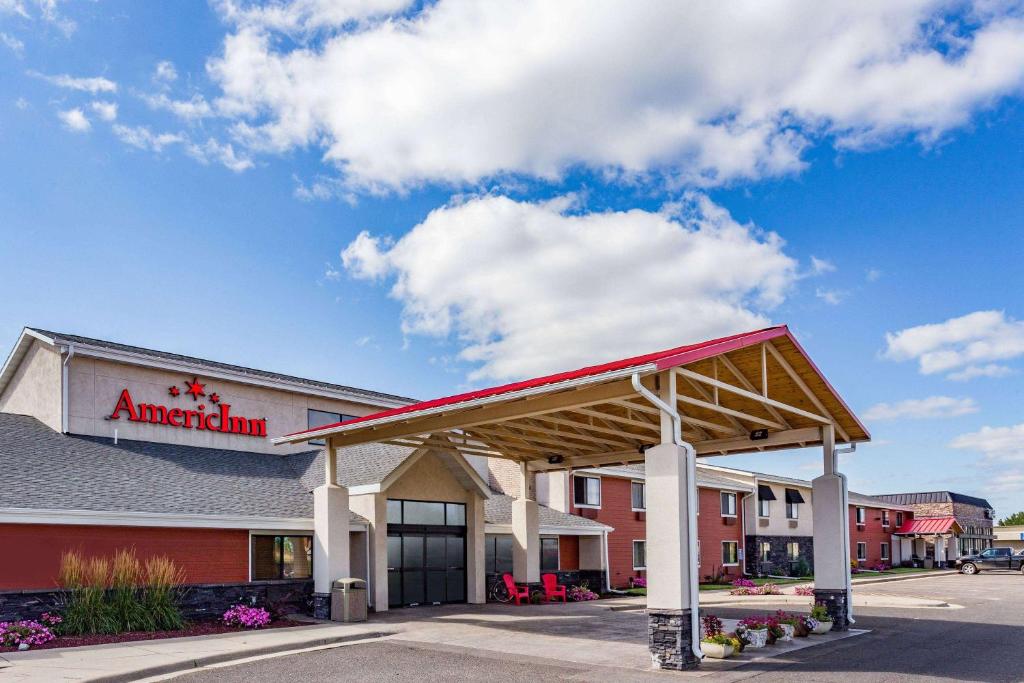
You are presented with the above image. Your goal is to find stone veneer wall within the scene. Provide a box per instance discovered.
[0,579,313,623]
[745,535,814,575]
[648,608,697,670]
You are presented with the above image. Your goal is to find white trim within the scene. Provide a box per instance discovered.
[630,480,646,512]
[880,542,890,561]
[856,541,868,561]
[484,523,610,535]
[0,329,54,399]
[247,530,253,581]
[631,539,646,571]
[579,466,643,480]
[720,491,738,517]
[572,473,602,509]
[0,506,367,532]
[275,363,659,445]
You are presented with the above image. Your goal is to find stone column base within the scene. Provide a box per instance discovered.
[312,592,331,620]
[813,588,849,631]
[648,608,698,671]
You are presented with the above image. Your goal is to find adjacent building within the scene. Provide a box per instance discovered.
[993,524,1024,552]
[875,491,995,557]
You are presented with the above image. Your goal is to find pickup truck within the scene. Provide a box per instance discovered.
[956,547,1024,574]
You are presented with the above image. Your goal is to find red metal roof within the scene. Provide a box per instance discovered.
[285,325,792,438]
[895,516,961,535]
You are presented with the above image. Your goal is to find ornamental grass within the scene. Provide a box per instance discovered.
[57,551,116,635]
[143,555,187,631]
[110,549,154,633]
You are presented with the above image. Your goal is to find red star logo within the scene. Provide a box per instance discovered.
[210,393,220,404]
[168,386,180,397]
[184,377,206,401]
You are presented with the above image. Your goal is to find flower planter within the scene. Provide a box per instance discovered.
[778,624,794,641]
[812,620,833,635]
[701,642,734,659]
[744,628,768,648]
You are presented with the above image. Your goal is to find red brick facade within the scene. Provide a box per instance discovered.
[848,506,912,567]
[0,523,249,590]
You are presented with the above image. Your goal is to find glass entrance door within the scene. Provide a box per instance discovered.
[386,499,467,608]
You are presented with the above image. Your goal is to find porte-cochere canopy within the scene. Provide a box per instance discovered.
[275,325,869,467]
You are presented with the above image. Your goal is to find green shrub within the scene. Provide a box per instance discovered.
[110,549,154,633]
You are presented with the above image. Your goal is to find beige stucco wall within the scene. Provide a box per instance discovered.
[746,481,814,536]
[0,340,62,431]
[64,356,389,454]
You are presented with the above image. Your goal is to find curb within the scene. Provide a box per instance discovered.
[86,631,388,683]
[850,571,958,586]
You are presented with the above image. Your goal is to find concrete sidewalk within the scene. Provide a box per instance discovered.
[0,622,391,683]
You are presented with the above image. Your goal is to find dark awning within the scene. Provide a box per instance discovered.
[785,488,805,504]
[758,484,776,501]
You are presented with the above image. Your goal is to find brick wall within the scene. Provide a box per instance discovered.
[488,459,520,497]
[696,488,746,582]
[570,474,646,588]
[848,506,910,567]
[0,523,249,590]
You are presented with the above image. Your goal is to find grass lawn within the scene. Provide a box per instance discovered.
[862,566,938,576]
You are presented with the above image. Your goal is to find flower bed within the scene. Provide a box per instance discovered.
[0,618,308,653]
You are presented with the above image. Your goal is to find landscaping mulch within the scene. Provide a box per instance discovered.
[0,618,308,653]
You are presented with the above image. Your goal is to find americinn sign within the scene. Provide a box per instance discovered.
[108,376,268,438]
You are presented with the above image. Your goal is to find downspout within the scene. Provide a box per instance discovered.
[364,528,372,609]
[740,491,753,576]
[631,373,703,662]
[833,442,856,625]
[60,342,74,434]
[602,529,611,593]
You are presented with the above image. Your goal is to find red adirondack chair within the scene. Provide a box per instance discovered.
[502,573,531,605]
[541,573,567,603]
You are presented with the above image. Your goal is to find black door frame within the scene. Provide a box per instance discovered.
[387,524,467,607]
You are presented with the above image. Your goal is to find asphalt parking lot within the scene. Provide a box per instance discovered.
[174,572,1024,682]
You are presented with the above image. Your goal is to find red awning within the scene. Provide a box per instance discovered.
[895,517,961,535]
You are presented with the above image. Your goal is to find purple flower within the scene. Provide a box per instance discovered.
[223,605,271,629]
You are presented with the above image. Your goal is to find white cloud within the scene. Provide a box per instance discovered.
[884,310,1024,378]
[185,137,254,172]
[323,262,342,281]
[1,31,24,56]
[863,396,979,421]
[947,363,1014,381]
[815,287,845,305]
[206,2,1024,192]
[2,0,74,35]
[154,60,178,83]
[866,268,882,282]
[810,256,836,275]
[57,107,89,132]
[34,71,117,94]
[217,0,413,35]
[14,97,28,109]
[341,192,797,381]
[951,423,1024,463]
[113,124,185,152]
[142,92,213,120]
[89,100,117,122]
[0,1,29,18]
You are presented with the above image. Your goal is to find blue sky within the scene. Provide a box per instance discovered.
[2,1,1023,515]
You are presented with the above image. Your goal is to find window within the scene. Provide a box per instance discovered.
[896,512,904,528]
[631,481,646,511]
[758,498,770,517]
[881,542,890,561]
[573,475,601,508]
[387,500,466,527]
[881,510,890,527]
[251,535,313,580]
[786,541,800,561]
[784,488,804,519]
[307,409,356,446]
[541,537,559,571]
[760,541,771,562]
[721,541,738,566]
[485,534,514,574]
[786,501,799,519]
[632,540,646,570]
[720,491,737,517]
[857,542,867,561]
[856,507,866,525]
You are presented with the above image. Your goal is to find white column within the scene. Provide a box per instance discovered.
[811,424,851,630]
[313,440,350,619]
[512,463,540,583]
[645,442,693,610]
[349,493,388,611]
[466,494,487,603]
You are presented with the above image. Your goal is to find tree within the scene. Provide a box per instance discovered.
[997,511,1024,526]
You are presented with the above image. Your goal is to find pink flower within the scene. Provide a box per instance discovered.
[223,605,271,629]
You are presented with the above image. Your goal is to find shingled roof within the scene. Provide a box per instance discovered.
[0,412,366,523]
[874,491,993,510]
[484,493,610,531]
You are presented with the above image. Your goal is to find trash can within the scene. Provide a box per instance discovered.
[330,578,367,622]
